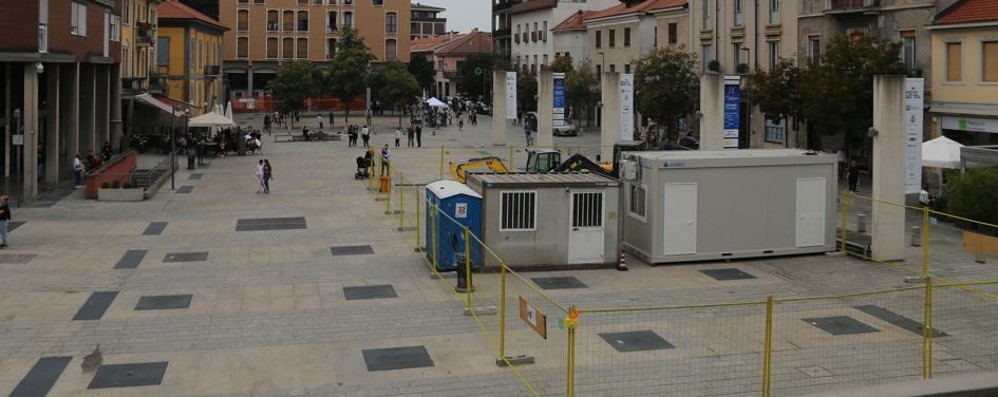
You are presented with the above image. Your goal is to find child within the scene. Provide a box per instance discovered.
[394,128,402,148]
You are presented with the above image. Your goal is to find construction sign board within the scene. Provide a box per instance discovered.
[519,296,547,339]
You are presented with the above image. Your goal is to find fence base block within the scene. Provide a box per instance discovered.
[464,306,497,316]
[904,276,928,284]
[496,355,535,367]
[398,227,417,232]
[431,272,455,280]
[414,247,425,252]
[384,210,401,215]
[375,197,389,202]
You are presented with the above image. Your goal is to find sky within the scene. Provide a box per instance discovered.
[417,0,492,34]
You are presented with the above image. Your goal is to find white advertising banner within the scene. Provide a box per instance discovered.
[905,78,924,194]
[506,72,517,120]
[620,74,634,141]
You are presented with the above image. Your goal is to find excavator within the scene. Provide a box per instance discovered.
[449,156,510,183]
[450,143,647,183]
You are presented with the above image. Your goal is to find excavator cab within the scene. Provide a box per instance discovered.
[525,149,562,173]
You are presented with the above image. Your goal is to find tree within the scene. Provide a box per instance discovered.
[268,61,318,128]
[565,61,599,127]
[547,54,575,74]
[517,69,538,114]
[408,54,435,94]
[327,28,375,124]
[634,47,699,138]
[800,35,905,151]
[749,57,804,137]
[947,167,998,227]
[371,61,421,127]
[458,53,494,99]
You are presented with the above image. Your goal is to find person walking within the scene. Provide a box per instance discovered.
[394,128,402,148]
[416,124,423,147]
[317,114,324,129]
[380,144,391,176]
[255,160,265,193]
[0,195,10,248]
[329,111,335,128]
[262,159,273,193]
[361,125,371,147]
[836,148,847,180]
[406,126,415,147]
[73,154,84,188]
[847,160,860,193]
[458,118,464,131]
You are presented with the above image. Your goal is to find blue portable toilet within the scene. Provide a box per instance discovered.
[425,180,483,272]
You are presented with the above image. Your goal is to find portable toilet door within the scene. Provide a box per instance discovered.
[424,180,482,272]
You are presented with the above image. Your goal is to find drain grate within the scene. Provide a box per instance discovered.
[236,217,307,231]
[343,285,398,300]
[803,316,880,336]
[176,186,194,194]
[142,222,167,236]
[8,356,72,397]
[0,253,37,264]
[700,268,757,281]
[330,245,374,256]
[72,291,119,321]
[134,295,193,310]
[163,252,209,263]
[599,330,675,353]
[532,276,588,290]
[114,250,147,269]
[87,362,169,389]
[362,346,434,372]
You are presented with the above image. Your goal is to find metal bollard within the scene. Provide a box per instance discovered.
[976,252,987,264]
[857,213,868,234]
[911,226,921,247]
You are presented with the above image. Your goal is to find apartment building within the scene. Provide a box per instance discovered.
[510,0,617,73]
[0,0,122,199]
[583,0,687,77]
[411,2,446,40]
[220,0,411,99]
[493,0,515,58]
[156,0,228,116]
[927,0,998,145]
[120,0,163,137]
[433,29,492,98]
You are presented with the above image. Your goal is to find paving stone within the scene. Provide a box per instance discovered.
[700,268,757,281]
[330,245,374,256]
[236,217,307,231]
[176,186,194,194]
[599,330,675,353]
[362,346,434,372]
[134,295,193,310]
[142,222,168,236]
[114,250,147,269]
[87,362,169,389]
[163,251,209,263]
[798,366,834,378]
[0,253,37,264]
[8,356,72,397]
[853,304,947,337]
[803,316,880,336]
[72,291,119,321]
[188,173,203,180]
[531,276,588,290]
[8,220,26,231]
[343,285,398,300]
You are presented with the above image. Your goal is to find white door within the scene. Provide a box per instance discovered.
[796,177,827,247]
[568,191,604,264]
[663,183,698,255]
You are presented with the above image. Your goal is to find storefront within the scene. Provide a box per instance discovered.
[939,115,998,145]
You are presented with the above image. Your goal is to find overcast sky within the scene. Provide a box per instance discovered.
[416,0,491,33]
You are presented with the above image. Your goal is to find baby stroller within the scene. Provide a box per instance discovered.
[355,156,371,180]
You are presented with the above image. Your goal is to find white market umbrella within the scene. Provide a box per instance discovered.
[922,136,963,169]
[188,111,236,128]
[224,101,233,120]
[426,97,447,108]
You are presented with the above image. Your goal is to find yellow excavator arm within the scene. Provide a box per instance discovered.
[449,156,509,183]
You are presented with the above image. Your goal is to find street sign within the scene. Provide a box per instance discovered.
[12,134,24,146]
[519,296,547,339]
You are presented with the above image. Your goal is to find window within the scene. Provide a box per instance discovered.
[344,0,354,4]
[314,0,324,4]
[386,38,397,59]
[900,30,916,71]
[238,9,249,31]
[267,10,279,31]
[297,11,308,31]
[344,12,353,28]
[765,117,785,143]
[71,2,87,36]
[668,23,677,45]
[702,0,711,30]
[110,16,120,42]
[238,37,248,58]
[283,10,294,31]
[702,44,711,72]
[158,37,171,64]
[629,185,646,218]
[609,64,616,73]
[733,42,741,68]
[624,64,631,74]
[572,192,603,229]
[385,12,397,34]
[326,38,337,59]
[123,0,130,25]
[254,0,264,4]
[39,24,48,52]
[500,191,536,231]
[298,0,307,5]
[542,54,548,66]
[734,0,743,26]
[654,26,658,47]
[596,64,602,80]
[283,37,294,58]
[267,37,278,58]
[807,36,820,65]
[595,30,602,49]
[187,38,195,69]
[373,0,383,5]
[984,41,998,82]
[624,27,631,47]
[327,11,337,31]
[768,40,779,69]
[946,42,962,82]
[609,29,615,48]
[769,0,779,24]
[542,21,547,41]
[296,38,307,59]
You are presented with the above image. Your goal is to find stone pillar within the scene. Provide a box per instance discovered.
[535,71,554,148]
[491,70,507,146]
[64,63,80,177]
[22,65,39,200]
[110,65,122,152]
[79,64,96,155]
[4,64,10,179]
[45,63,61,186]
[871,75,907,262]
[699,73,724,151]
[600,72,621,162]
[96,65,111,150]
[247,67,254,97]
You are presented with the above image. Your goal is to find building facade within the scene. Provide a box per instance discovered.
[511,0,618,73]
[493,0,515,58]
[120,0,163,137]
[584,0,687,77]
[411,2,446,40]
[219,0,411,99]
[927,0,998,145]
[156,0,228,116]
[433,29,492,99]
[0,0,121,199]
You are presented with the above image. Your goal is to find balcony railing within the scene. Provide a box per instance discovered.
[204,65,220,76]
[825,0,880,13]
[136,21,155,45]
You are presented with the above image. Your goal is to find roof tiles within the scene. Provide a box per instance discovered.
[158,0,228,30]
[935,0,998,25]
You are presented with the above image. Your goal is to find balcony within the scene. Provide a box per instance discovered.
[494,28,511,38]
[204,65,220,77]
[442,69,461,80]
[824,0,881,15]
[136,21,155,46]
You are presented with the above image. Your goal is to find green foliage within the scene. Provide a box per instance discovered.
[111,180,120,189]
[749,57,804,128]
[947,168,998,226]
[547,54,575,74]
[268,61,319,118]
[458,53,494,99]
[800,35,905,150]
[408,54,435,93]
[371,61,421,127]
[102,182,110,189]
[736,63,750,75]
[565,61,600,126]
[123,182,134,189]
[327,28,375,123]
[517,69,538,113]
[707,60,721,72]
[634,47,699,133]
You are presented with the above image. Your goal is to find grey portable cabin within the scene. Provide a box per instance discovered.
[619,149,837,264]
[466,172,621,269]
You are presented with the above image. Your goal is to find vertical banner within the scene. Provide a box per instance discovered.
[505,71,517,120]
[552,72,566,127]
[722,75,741,149]
[904,78,924,194]
[620,73,634,141]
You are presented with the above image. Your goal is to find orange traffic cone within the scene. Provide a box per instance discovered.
[617,252,628,271]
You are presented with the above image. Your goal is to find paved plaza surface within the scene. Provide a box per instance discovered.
[0,112,996,397]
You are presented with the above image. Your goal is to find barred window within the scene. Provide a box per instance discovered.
[629,185,646,218]
[500,191,537,231]
[572,192,603,228]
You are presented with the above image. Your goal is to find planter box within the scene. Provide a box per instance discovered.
[98,188,145,202]
[964,231,998,256]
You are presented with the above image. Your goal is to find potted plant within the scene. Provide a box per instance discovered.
[707,60,721,73]
[946,167,998,256]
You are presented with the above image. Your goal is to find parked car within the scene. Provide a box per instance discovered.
[476,101,491,115]
[553,124,579,137]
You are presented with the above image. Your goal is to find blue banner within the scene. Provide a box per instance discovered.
[723,84,740,130]
[553,77,566,109]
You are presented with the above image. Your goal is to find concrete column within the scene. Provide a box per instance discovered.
[491,70,507,146]
[22,65,39,200]
[80,64,96,154]
[45,63,60,186]
[600,72,621,162]
[536,71,554,148]
[4,63,10,178]
[699,73,724,151]
[110,65,122,152]
[64,63,80,177]
[247,67,254,96]
[871,75,907,262]
[96,66,111,150]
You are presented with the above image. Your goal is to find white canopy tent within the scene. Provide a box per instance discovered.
[922,136,963,169]
[188,111,236,128]
[426,97,447,108]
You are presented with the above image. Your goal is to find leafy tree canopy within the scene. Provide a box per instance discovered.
[547,54,574,74]
[749,57,804,125]
[268,61,318,117]
[458,53,494,99]
[634,47,699,133]
[947,167,998,226]
[517,69,538,113]
[565,61,599,126]
[408,54,435,93]
[327,28,375,122]
[371,61,421,127]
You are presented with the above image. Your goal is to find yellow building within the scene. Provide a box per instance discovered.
[120,0,163,135]
[157,0,229,116]
[927,0,998,145]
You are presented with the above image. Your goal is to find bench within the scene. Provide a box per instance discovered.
[273,134,294,143]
